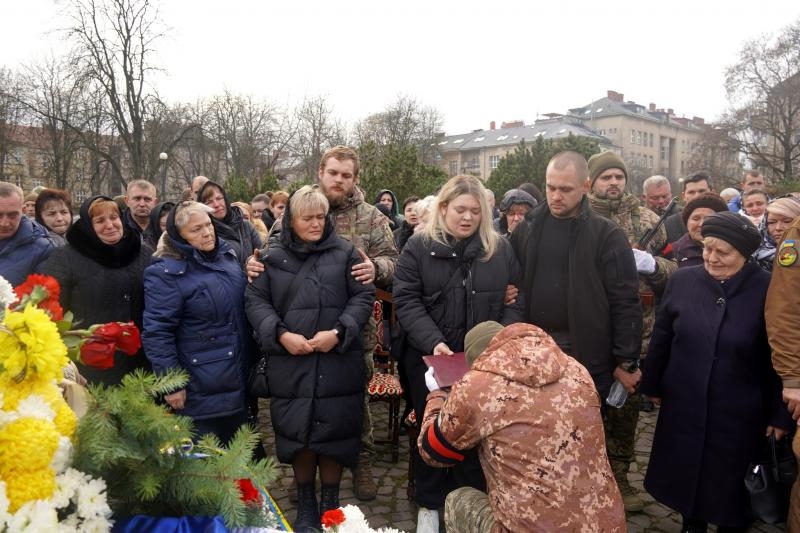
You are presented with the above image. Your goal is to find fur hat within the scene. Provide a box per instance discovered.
[700,211,762,258]
[681,193,729,226]
[587,151,627,185]
[464,321,504,366]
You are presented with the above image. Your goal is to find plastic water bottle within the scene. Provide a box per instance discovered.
[606,360,639,408]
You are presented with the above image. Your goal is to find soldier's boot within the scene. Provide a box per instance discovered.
[352,452,377,501]
[611,460,644,513]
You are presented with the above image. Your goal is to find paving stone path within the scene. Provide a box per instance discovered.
[258,400,786,532]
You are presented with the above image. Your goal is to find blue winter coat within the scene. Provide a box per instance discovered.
[244,220,374,468]
[142,236,249,421]
[0,217,54,286]
[640,262,793,527]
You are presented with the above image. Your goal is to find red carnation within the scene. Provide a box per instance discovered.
[236,479,262,505]
[39,298,64,321]
[79,339,116,369]
[115,322,142,355]
[321,508,345,528]
[14,274,60,302]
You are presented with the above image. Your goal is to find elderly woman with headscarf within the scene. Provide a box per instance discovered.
[671,193,729,268]
[142,201,251,445]
[640,211,793,532]
[41,195,152,385]
[754,193,800,271]
[493,188,537,237]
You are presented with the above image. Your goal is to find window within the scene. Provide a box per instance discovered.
[74,192,88,204]
[649,155,654,168]
[661,146,667,161]
[473,136,485,142]
[649,133,654,147]
[489,155,500,169]
[13,176,22,188]
[449,161,458,176]
[496,135,508,141]
[630,131,636,144]
[636,131,642,145]
[31,179,44,188]
[467,158,480,170]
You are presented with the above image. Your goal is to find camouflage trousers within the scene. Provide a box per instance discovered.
[603,392,640,481]
[360,346,375,458]
[444,487,495,533]
[789,432,800,532]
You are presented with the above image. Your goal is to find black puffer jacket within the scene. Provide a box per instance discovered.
[40,195,153,385]
[244,210,374,467]
[393,232,524,356]
[509,197,642,396]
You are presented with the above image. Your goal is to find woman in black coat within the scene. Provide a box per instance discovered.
[197,180,262,269]
[641,212,793,532]
[392,174,524,531]
[41,195,152,385]
[245,185,374,533]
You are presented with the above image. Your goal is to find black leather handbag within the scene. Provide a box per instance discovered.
[247,356,269,398]
[745,433,797,524]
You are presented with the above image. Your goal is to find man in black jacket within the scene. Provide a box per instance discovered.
[509,151,643,402]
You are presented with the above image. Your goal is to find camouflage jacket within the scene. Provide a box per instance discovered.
[331,186,398,289]
[588,193,677,355]
[419,323,626,533]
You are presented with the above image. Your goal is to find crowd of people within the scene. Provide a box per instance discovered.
[1,147,800,533]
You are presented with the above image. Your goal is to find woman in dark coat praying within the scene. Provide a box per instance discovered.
[641,211,793,532]
[245,185,374,533]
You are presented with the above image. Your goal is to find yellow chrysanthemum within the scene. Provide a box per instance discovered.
[3,468,56,513]
[53,401,77,437]
[0,380,77,438]
[0,418,60,473]
[0,305,69,383]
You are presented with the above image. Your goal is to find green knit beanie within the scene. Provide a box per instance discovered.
[464,321,504,366]
[588,151,628,185]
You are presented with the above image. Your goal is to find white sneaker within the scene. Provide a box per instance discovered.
[417,507,439,533]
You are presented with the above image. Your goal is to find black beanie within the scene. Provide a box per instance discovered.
[682,193,729,226]
[700,211,761,258]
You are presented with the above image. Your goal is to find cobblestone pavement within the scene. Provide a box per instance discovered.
[258,399,787,532]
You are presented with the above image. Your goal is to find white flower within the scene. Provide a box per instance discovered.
[76,477,111,519]
[0,276,16,310]
[16,394,56,422]
[79,516,113,533]
[0,481,10,528]
[50,436,74,473]
[6,500,59,533]
[55,468,85,505]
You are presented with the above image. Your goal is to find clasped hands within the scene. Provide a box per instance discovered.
[279,330,338,355]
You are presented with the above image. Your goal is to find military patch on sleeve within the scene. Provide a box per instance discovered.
[778,240,797,267]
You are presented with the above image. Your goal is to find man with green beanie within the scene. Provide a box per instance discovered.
[586,150,677,513]
[418,322,625,533]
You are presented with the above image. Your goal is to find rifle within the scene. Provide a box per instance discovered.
[636,196,679,251]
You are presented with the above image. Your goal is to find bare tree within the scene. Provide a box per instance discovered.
[208,90,294,187]
[20,54,90,191]
[353,95,444,165]
[685,125,744,188]
[723,19,800,183]
[63,0,170,187]
[0,67,29,182]
[292,95,345,181]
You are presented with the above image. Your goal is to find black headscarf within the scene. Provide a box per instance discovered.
[165,202,219,261]
[65,195,142,268]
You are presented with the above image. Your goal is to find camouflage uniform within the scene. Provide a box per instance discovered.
[765,217,800,532]
[587,192,677,510]
[419,323,626,532]
[329,186,399,458]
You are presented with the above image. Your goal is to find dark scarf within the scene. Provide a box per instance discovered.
[279,195,337,256]
[165,203,219,261]
[66,195,142,268]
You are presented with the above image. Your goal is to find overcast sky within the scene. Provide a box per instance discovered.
[3,0,799,135]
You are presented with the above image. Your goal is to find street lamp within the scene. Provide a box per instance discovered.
[159,152,168,200]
